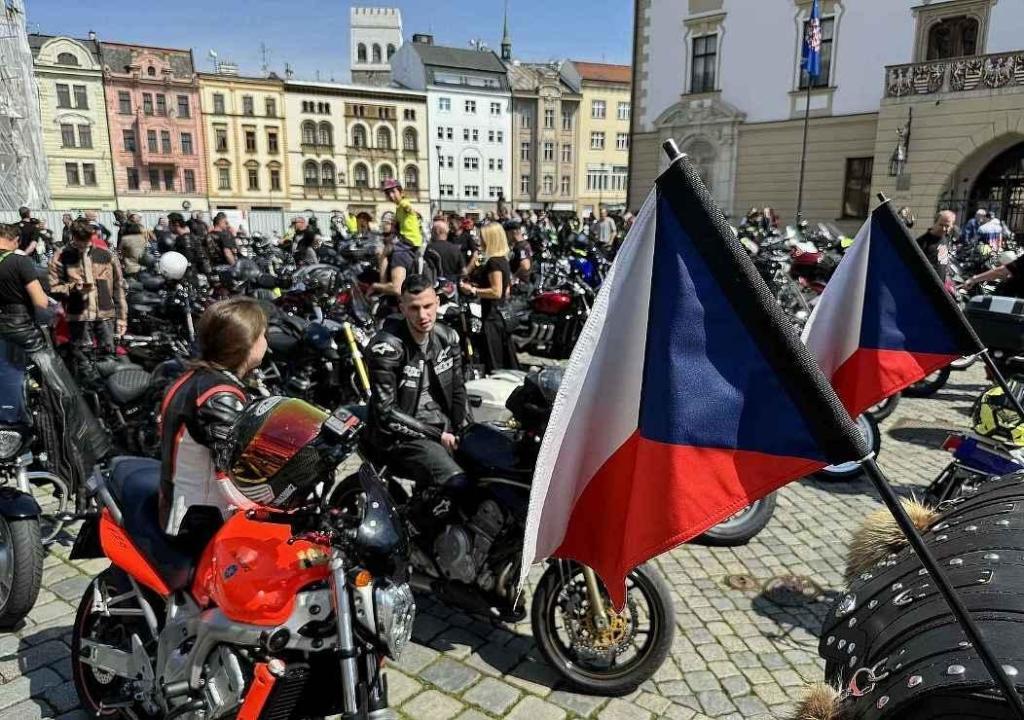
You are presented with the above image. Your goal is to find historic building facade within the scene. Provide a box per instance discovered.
[30,34,117,211]
[630,0,1024,233]
[566,61,631,217]
[284,81,428,220]
[199,71,288,211]
[507,61,581,212]
[100,42,209,211]
[392,35,512,217]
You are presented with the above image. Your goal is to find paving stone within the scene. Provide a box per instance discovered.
[599,698,651,719]
[548,688,606,717]
[421,658,480,694]
[463,676,521,715]
[505,695,567,720]
[402,689,465,720]
[384,668,422,705]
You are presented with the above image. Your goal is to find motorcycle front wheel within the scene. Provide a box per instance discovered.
[904,367,952,397]
[530,561,674,696]
[0,514,42,629]
[865,392,900,422]
[816,413,881,481]
[694,493,777,546]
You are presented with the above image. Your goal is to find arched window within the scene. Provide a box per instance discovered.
[321,161,336,186]
[357,43,368,63]
[147,66,156,76]
[927,16,980,60]
[372,44,382,64]
[301,120,316,145]
[387,44,396,60]
[56,52,79,66]
[353,162,369,188]
[303,160,319,186]
[376,126,391,150]
[402,127,417,151]
[318,121,333,147]
[352,124,367,148]
[404,165,419,190]
[378,164,394,186]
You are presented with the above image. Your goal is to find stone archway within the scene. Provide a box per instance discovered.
[936,132,1024,231]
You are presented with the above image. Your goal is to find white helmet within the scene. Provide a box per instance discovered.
[158,251,189,280]
[999,250,1018,267]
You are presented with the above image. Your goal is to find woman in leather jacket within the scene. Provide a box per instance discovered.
[158,296,268,538]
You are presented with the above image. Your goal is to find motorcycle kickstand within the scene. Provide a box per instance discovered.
[581,565,609,631]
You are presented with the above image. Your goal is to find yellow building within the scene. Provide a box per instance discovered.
[199,71,289,211]
[30,34,117,211]
[569,61,631,217]
[284,81,429,221]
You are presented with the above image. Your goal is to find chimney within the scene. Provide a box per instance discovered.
[88,30,97,41]
[412,33,433,45]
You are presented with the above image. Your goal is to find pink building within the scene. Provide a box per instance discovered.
[100,42,209,210]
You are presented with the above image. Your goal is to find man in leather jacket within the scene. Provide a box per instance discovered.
[366,274,468,490]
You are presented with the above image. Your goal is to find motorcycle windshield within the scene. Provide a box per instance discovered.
[353,464,408,575]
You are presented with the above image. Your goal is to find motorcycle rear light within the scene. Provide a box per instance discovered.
[532,291,572,315]
[942,434,964,453]
[336,290,352,306]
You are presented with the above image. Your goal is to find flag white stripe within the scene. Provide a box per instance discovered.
[802,216,871,377]
[519,188,658,590]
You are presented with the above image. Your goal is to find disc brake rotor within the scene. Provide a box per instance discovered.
[559,580,640,662]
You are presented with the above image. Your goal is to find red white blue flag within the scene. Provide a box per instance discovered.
[803,202,981,418]
[520,154,868,606]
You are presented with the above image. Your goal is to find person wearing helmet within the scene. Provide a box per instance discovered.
[366,274,468,495]
[48,219,128,356]
[382,179,422,248]
[158,296,268,538]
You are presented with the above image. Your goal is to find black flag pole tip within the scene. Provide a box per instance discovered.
[876,192,891,205]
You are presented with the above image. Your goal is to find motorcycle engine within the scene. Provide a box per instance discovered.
[202,646,247,719]
[433,500,505,587]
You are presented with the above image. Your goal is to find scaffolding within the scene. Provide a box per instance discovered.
[0,0,50,209]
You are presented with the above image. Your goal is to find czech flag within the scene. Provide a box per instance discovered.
[520,151,868,606]
[803,202,981,418]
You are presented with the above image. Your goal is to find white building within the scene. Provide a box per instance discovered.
[350,7,403,87]
[392,35,512,217]
[630,0,1024,234]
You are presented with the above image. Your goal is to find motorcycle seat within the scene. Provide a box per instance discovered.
[456,423,533,483]
[106,457,194,592]
[105,368,152,405]
[94,357,142,377]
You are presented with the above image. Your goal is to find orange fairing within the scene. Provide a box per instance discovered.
[192,511,331,625]
[99,509,171,597]
[236,663,277,720]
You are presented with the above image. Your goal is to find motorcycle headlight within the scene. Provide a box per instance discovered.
[0,430,23,460]
[374,581,415,659]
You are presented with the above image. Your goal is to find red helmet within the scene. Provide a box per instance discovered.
[381,179,402,192]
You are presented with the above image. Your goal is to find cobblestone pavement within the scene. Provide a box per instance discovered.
[0,366,990,720]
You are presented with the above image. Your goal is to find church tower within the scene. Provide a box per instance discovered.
[500,0,512,62]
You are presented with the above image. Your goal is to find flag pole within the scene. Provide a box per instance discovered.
[796,82,813,224]
[861,458,1024,717]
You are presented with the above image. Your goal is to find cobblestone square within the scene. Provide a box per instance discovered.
[1,368,988,720]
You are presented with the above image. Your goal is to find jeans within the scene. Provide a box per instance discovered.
[388,437,464,488]
[69,319,115,356]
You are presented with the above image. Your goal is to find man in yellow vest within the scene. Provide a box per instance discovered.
[382,179,423,248]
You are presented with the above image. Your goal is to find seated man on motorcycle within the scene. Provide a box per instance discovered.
[158,296,268,540]
[366,274,468,505]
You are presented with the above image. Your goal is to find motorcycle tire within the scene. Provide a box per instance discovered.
[903,367,952,397]
[0,515,43,629]
[694,493,777,546]
[816,413,881,481]
[865,392,900,422]
[530,561,675,696]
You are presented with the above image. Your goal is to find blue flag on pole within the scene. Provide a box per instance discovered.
[802,0,822,80]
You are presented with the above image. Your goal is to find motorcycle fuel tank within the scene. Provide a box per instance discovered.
[532,291,572,316]
[192,512,331,625]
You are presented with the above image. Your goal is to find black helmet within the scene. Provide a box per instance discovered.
[228,396,330,508]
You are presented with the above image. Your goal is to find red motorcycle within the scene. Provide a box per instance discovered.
[69,399,413,720]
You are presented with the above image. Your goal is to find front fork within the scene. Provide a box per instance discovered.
[581,565,610,630]
[329,553,361,716]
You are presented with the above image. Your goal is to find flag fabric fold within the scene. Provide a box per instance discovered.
[520,154,869,607]
[803,201,982,418]
[801,0,823,80]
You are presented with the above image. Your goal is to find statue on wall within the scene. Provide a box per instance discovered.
[889,108,913,177]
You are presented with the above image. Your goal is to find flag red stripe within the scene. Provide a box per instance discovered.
[553,432,824,607]
[831,348,959,417]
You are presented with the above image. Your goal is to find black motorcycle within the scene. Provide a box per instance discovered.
[343,369,676,695]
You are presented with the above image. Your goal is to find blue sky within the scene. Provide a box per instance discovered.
[26,0,634,81]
